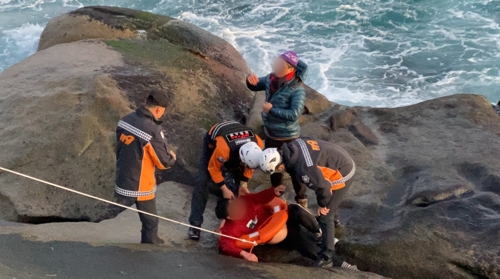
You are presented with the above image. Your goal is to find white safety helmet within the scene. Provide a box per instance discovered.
[239,142,263,169]
[259,148,282,174]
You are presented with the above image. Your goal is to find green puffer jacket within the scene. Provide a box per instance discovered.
[246,60,308,140]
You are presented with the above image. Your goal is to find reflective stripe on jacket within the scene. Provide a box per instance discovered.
[281,137,354,207]
[207,122,264,186]
[115,107,176,201]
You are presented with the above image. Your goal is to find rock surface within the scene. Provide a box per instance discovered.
[1,5,499,279]
[0,182,386,279]
[291,94,500,279]
[0,6,256,222]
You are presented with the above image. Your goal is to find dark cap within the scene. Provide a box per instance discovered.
[146,89,170,108]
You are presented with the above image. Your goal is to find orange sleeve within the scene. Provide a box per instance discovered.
[256,135,264,149]
[242,167,254,181]
[208,136,230,186]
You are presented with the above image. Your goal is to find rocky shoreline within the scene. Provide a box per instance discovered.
[0,6,499,279]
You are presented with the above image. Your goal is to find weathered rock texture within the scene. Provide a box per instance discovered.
[0,6,260,222]
[1,5,499,279]
[295,95,500,279]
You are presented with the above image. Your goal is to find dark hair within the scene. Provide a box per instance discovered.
[215,198,230,220]
[270,173,284,187]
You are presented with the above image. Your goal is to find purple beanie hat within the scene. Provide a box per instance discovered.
[279,50,299,67]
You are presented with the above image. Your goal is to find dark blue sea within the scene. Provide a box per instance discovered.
[1,0,500,106]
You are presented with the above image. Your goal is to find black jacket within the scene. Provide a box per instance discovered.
[282,138,353,207]
[115,107,176,201]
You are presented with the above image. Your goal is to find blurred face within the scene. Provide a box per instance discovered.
[227,198,246,220]
[272,57,295,78]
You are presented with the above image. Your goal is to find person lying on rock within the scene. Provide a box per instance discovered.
[246,51,309,209]
[259,138,357,268]
[112,89,177,244]
[216,175,323,263]
[187,121,264,240]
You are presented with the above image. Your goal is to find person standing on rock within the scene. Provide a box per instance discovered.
[246,51,309,209]
[113,90,177,244]
[259,138,357,269]
[187,121,264,240]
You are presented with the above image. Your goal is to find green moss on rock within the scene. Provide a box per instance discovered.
[71,6,173,40]
[104,39,202,71]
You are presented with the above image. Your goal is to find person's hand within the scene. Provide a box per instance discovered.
[263,102,273,113]
[240,251,259,262]
[169,150,177,160]
[274,185,286,197]
[221,185,235,200]
[247,74,259,86]
[318,207,330,216]
[239,186,250,196]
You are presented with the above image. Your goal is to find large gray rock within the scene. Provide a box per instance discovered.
[0,6,255,222]
[297,94,500,279]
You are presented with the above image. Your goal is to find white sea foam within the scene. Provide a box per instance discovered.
[1,0,500,106]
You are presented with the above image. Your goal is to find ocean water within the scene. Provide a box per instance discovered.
[1,0,500,107]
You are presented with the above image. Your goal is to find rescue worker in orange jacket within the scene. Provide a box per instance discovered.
[259,138,357,269]
[113,90,177,244]
[188,121,264,240]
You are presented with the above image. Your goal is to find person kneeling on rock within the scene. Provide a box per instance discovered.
[259,138,357,269]
[112,89,177,244]
[187,121,264,240]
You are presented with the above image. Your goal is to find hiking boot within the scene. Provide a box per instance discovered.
[315,253,358,271]
[188,227,200,241]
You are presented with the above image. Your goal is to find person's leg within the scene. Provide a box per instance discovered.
[105,193,135,219]
[188,134,213,228]
[317,186,349,254]
[315,164,355,268]
[188,134,214,240]
[285,204,321,260]
[288,204,319,233]
[264,137,283,149]
[136,198,162,244]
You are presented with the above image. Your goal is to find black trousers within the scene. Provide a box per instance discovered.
[188,133,240,228]
[265,137,306,201]
[317,163,354,256]
[284,204,322,260]
[110,194,160,244]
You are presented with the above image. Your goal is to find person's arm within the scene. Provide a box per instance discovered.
[292,158,332,208]
[296,166,332,208]
[246,75,267,91]
[218,228,244,258]
[269,87,306,121]
[147,127,176,170]
[207,137,230,187]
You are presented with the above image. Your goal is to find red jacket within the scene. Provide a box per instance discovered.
[219,188,277,258]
